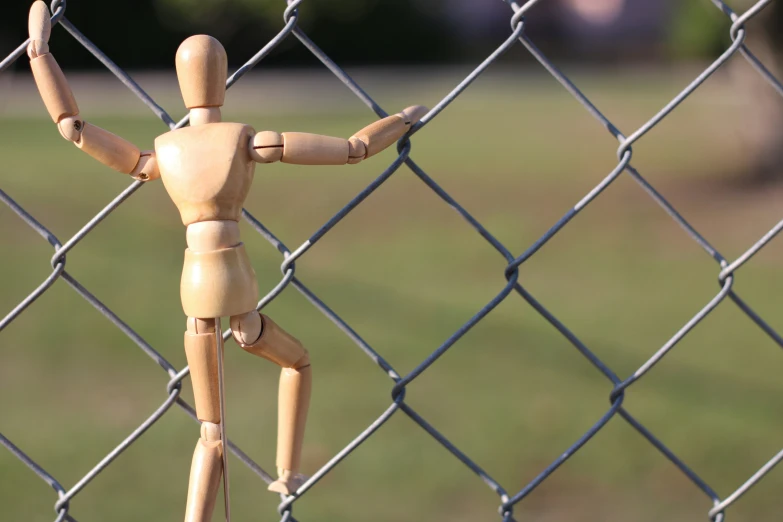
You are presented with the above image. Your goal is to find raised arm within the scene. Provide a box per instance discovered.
[26,1,158,181]
[249,105,428,165]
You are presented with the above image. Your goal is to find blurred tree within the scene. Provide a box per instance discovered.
[722,0,783,184]
[664,0,783,184]
[152,0,458,66]
[667,1,726,59]
[0,0,458,69]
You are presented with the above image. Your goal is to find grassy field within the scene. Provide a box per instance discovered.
[1,68,783,522]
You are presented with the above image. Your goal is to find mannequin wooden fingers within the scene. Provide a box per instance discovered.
[28,1,51,42]
[401,105,428,126]
[27,1,50,58]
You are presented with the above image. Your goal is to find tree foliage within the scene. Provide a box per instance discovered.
[0,0,457,69]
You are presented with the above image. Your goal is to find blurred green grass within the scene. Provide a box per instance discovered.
[1,69,783,521]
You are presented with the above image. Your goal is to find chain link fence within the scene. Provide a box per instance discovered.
[2,0,783,520]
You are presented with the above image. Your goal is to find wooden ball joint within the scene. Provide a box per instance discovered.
[25,3,428,521]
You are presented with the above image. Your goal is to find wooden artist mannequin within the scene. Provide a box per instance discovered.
[26,2,426,520]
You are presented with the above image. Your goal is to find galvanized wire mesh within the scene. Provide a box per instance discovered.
[2,0,783,520]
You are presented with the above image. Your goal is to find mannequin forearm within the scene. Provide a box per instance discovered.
[27,1,158,180]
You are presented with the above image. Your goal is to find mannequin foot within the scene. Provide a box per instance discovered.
[268,469,307,495]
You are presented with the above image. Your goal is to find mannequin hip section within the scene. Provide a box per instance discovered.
[181,220,259,318]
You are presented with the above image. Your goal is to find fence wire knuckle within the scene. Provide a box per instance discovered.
[2,0,783,520]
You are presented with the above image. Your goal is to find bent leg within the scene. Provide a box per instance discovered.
[184,318,224,521]
[231,311,311,495]
[277,358,311,492]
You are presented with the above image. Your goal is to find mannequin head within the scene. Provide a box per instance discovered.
[175,35,227,110]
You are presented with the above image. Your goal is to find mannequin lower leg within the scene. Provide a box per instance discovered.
[185,422,223,522]
[184,318,224,521]
[275,355,311,493]
[231,311,311,494]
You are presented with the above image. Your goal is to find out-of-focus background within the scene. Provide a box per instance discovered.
[2,1,783,521]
